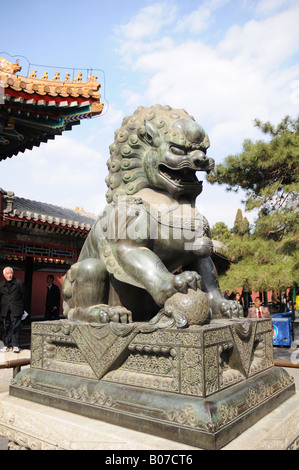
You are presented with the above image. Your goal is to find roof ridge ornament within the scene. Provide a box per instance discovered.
[3,190,16,213]
[0,57,22,74]
[0,57,102,100]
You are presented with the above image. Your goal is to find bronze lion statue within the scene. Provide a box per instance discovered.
[62,105,243,327]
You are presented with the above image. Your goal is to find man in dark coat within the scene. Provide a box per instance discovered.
[0,267,26,353]
[45,275,61,320]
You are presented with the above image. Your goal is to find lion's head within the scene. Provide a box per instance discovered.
[105,104,214,203]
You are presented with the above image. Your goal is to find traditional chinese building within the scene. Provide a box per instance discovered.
[0,56,103,327]
[0,188,97,319]
[0,56,103,161]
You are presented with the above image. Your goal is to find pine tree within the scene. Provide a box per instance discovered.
[232,209,243,235]
[207,115,299,292]
[232,209,250,236]
[211,221,231,241]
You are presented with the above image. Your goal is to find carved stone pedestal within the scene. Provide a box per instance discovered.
[9,318,295,450]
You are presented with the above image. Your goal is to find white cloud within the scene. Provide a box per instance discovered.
[255,0,298,16]
[175,0,229,35]
[111,1,299,227]
[115,2,177,41]
[116,2,299,148]
[114,3,177,65]
[218,8,299,70]
[1,135,107,214]
[175,5,213,35]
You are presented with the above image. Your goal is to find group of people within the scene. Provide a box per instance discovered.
[224,290,271,318]
[0,267,61,353]
[272,290,293,312]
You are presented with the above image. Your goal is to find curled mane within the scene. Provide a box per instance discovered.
[105,104,199,203]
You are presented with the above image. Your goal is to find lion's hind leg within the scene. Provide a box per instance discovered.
[62,258,109,321]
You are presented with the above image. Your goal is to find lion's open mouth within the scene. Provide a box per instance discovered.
[159,164,201,187]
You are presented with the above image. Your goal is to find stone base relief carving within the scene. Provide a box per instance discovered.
[8,318,296,450]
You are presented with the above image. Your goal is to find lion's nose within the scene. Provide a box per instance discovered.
[191,150,207,168]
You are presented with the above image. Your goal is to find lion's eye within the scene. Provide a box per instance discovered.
[170,145,186,156]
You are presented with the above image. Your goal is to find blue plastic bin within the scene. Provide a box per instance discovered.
[272,311,293,318]
[271,312,293,346]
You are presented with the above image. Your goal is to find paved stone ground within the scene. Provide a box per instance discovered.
[0,340,30,450]
[0,366,30,450]
[0,364,10,450]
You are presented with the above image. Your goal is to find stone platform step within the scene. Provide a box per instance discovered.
[0,391,298,450]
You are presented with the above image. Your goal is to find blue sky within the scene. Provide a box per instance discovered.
[0,0,298,228]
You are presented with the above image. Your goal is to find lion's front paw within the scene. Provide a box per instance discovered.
[210,299,243,319]
[85,304,132,324]
[99,305,132,324]
[172,271,202,294]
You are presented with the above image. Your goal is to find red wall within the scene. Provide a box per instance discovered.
[0,269,64,318]
[31,271,64,318]
[0,270,25,282]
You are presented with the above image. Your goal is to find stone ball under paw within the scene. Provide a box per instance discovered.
[165,288,210,325]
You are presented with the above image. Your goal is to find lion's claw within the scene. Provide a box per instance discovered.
[210,299,243,319]
[87,305,132,324]
[173,271,201,294]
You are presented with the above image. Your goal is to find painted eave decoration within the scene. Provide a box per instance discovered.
[0,57,104,161]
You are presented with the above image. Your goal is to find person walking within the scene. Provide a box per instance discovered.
[0,267,26,353]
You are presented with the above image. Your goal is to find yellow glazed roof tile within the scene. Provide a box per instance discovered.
[0,57,102,101]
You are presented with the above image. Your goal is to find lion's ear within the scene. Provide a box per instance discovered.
[144,120,162,148]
